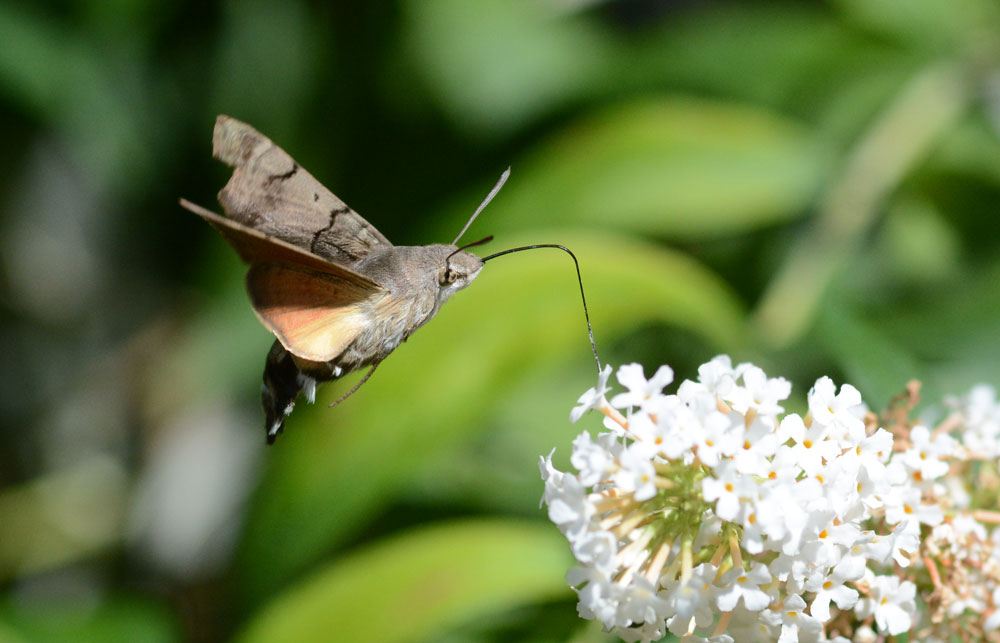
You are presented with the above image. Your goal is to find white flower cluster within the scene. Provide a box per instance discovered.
[947,384,1000,460]
[540,357,972,642]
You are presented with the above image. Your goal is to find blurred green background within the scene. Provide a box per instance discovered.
[1,0,999,641]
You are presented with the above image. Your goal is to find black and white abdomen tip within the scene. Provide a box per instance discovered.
[261,340,322,444]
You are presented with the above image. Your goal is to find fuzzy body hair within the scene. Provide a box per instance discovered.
[293,244,482,378]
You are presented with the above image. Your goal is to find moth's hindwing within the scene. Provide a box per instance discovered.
[246,263,378,363]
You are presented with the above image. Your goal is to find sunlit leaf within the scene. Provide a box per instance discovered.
[237,520,573,643]
[439,98,829,242]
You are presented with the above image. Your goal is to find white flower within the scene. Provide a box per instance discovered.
[613,444,658,501]
[571,364,613,422]
[685,354,738,398]
[808,376,866,444]
[545,359,1000,641]
[725,607,779,642]
[727,365,791,419]
[678,635,734,643]
[628,410,690,459]
[690,410,739,468]
[985,586,1000,631]
[702,460,756,522]
[570,431,616,486]
[758,594,823,643]
[848,427,894,478]
[902,424,954,480]
[741,474,799,553]
[541,466,593,541]
[732,416,780,476]
[715,563,773,612]
[611,363,674,409]
[883,484,942,527]
[854,573,917,635]
[567,565,620,628]
[619,575,670,630]
[618,620,669,643]
[663,563,718,635]
[951,384,1000,457]
[862,520,919,568]
[803,568,859,622]
[780,413,841,474]
[573,530,618,573]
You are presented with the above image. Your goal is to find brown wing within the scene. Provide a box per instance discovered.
[246,263,379,362]
[180,198,382,291]
[212,115,391,265]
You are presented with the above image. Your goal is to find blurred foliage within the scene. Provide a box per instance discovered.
[1,0,999,641]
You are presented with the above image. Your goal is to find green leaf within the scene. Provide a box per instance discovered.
[816,302,921,410]
[443,98,828,242]
[833,0,1000,52]
[629,5,903,117]
[0,458,126,581]
[236,230,744,605]
[0,595,177,643]
[399,0,610,136]
[0,3,169,195]
[875,260,1000,400]
[925,115,1000,186]
[211,0,321,137]
[406,360,603,514]
[878,198,960,283]
[237,520,573,643]
[147,251,271,413]
[0,4,75,114]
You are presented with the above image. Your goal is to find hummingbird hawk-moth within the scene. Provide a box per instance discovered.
[182,116,598,444]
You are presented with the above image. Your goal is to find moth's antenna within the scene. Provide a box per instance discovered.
[453,167,510,245]
[447,235,494,263]
[483,244,601,372]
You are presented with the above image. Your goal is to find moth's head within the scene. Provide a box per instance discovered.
[437,166,506,302]
[438,248,483,300]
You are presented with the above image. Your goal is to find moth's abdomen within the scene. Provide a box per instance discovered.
[333,295,424,370]
[263,341,344,443]
[262,341,307,443]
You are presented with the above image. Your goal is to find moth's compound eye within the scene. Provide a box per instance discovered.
[440,268,455,285]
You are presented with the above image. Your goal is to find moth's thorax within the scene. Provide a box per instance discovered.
[330,245,482,371]
[353,245,483,302]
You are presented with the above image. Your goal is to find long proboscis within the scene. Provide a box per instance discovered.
[482,244,601,372]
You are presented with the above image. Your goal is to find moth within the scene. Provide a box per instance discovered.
[182,115,598,444]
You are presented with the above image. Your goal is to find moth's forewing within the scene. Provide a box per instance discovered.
[180,198,382,291]
[246,263,377,362]
[213,115,391,265]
